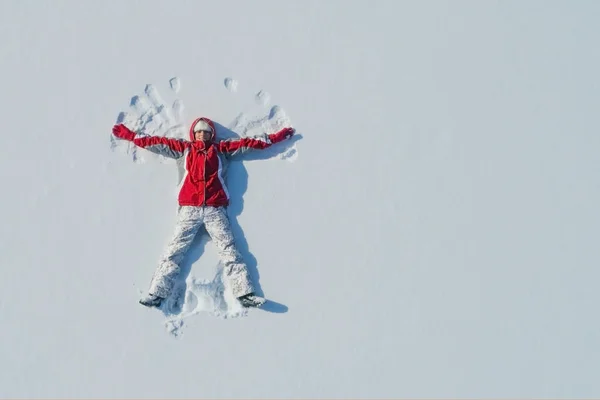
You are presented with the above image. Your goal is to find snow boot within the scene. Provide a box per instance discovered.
[238,293,266,308]
[139,293,164,308]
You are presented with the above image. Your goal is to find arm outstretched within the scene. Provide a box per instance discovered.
[112,124,190,159]
[218,127,295,157]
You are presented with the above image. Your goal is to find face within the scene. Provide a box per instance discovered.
[195,130,212,141]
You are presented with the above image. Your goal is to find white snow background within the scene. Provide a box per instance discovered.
[1,1,599,398]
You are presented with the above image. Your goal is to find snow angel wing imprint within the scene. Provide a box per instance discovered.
[111,80,187,163]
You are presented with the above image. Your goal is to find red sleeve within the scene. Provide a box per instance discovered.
[218,137,271,154]
[218,128,292,156]
[268,128,293,144]
[133,136,190,159]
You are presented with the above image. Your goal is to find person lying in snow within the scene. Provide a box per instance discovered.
[112,117,295,308]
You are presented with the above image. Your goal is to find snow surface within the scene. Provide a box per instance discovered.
[1,0,600,398]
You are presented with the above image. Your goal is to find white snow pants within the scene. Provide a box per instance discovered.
[148,206,253,299]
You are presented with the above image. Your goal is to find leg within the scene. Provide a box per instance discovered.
[148,206,204,298]
[203,207,254,298]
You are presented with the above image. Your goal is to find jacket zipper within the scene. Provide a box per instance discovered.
[202,148,207,206]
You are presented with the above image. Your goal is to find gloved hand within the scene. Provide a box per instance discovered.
[269,127,295,144]
[112,124,136,141]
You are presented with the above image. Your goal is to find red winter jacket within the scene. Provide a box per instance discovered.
[113,117,293,207]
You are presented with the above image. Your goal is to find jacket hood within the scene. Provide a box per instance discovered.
[189,117,216,141]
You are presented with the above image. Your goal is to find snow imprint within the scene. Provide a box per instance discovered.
[224,77,238,92]
[111,79,186,164]
[229,104,298,161]
[163,265,247,337]
[169,77,181,93]
[255,90,270,106]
